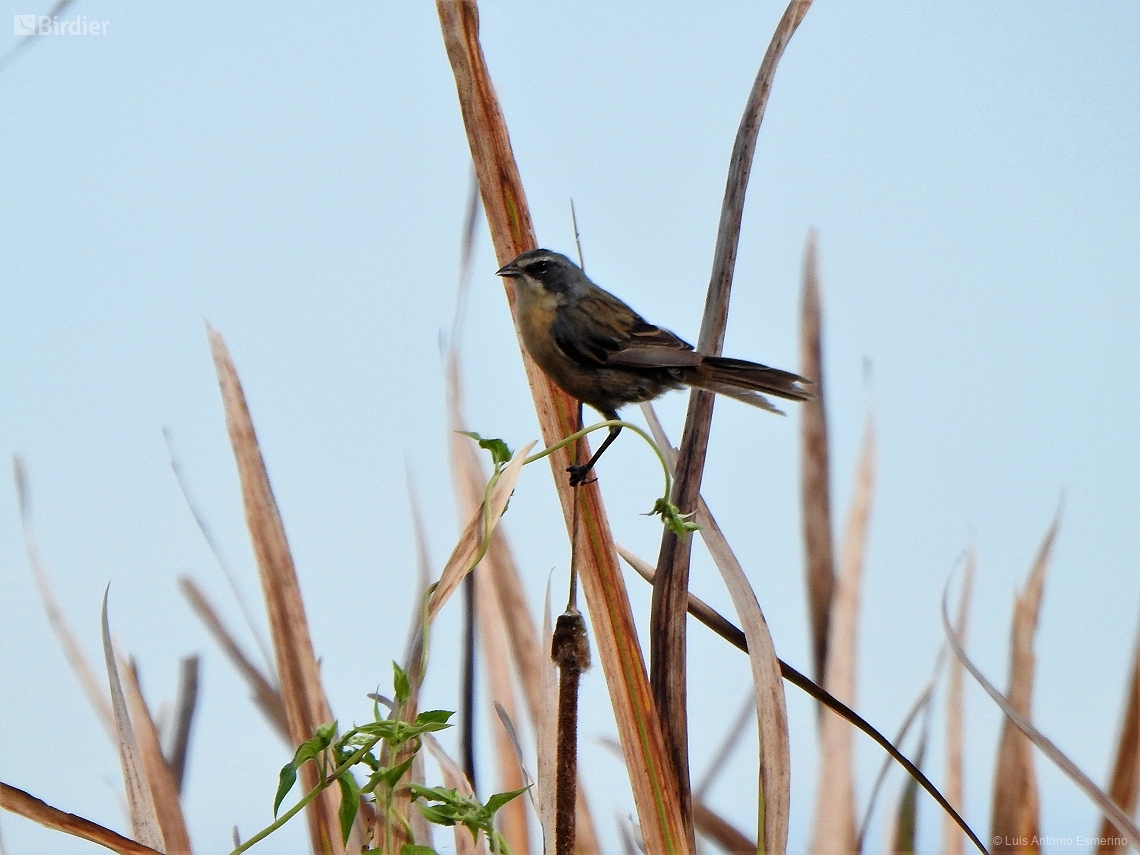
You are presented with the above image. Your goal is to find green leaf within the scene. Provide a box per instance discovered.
[392,662,410,704]
[399,846,440,855]
[273,762,298,817]
[414,709,455,726]
[484,787,528,814]
[459,431,513,467]
[336,772,361,844]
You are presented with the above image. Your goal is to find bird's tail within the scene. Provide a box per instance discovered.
[686,356,813,414]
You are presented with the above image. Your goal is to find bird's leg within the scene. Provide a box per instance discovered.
[567,407,622,487]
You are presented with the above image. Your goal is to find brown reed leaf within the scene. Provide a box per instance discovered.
[652,5,813,842]
[991,513,1058,854]
[207,324,341,854]
[0,782,163,855]
[435,3,688,851]
[798,228,835,688]
[101,595,165,851]
[812,412,875,855]
[121,660,192,854]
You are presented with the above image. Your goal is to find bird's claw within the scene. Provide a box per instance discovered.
[566,464,596,487]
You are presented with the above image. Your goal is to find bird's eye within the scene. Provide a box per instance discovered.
[531,260,549,273]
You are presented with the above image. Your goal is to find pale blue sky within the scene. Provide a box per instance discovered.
[2,2,1137,853]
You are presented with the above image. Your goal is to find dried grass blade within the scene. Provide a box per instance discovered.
[101,594,165,851]
[427,441,534,622]
[206,325,341,854]
[14,458,115,735]
[693,801,756,855]
[178,576,289,742]
[944,548,975,855]
[1095,620,1140,855]
[991,513,1058,853]
[653,5,813,839]
[812,413,874,855]
[0,782,163,855]
[639,403,789,852]
[120,660,192,854]
[798,229,835,688]
[435,3,686,851]
[941,572,1139,847]
[166,655,199,793]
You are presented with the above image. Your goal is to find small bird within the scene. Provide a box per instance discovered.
[496,248,812,486]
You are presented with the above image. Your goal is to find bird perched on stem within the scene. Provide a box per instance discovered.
[496,248,812,486]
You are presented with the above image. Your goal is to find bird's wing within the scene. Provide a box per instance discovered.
[550,288,700,369]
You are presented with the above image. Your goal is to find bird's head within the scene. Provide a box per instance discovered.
[495,249,583,301]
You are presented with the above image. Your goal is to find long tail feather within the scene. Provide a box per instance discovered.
[696,356,814,401]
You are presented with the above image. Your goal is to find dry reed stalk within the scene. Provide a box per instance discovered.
[651,6,813,843]
[811,413,875,855]
[435,2,689,851]
[0,782,163,855]
[990,514,1057,855]
[943,548,975,855]
[121,660,193,854]
[552,610,590,855]
[207,325,342,854]
[798,229,835,690]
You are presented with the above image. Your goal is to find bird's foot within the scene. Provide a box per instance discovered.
[566,464,597,487]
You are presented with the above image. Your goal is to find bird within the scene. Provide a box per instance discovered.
[495,248,813,486]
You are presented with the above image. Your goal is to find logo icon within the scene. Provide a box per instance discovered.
[14,14,36,35]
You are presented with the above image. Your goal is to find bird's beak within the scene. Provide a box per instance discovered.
[495,262,521,278]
